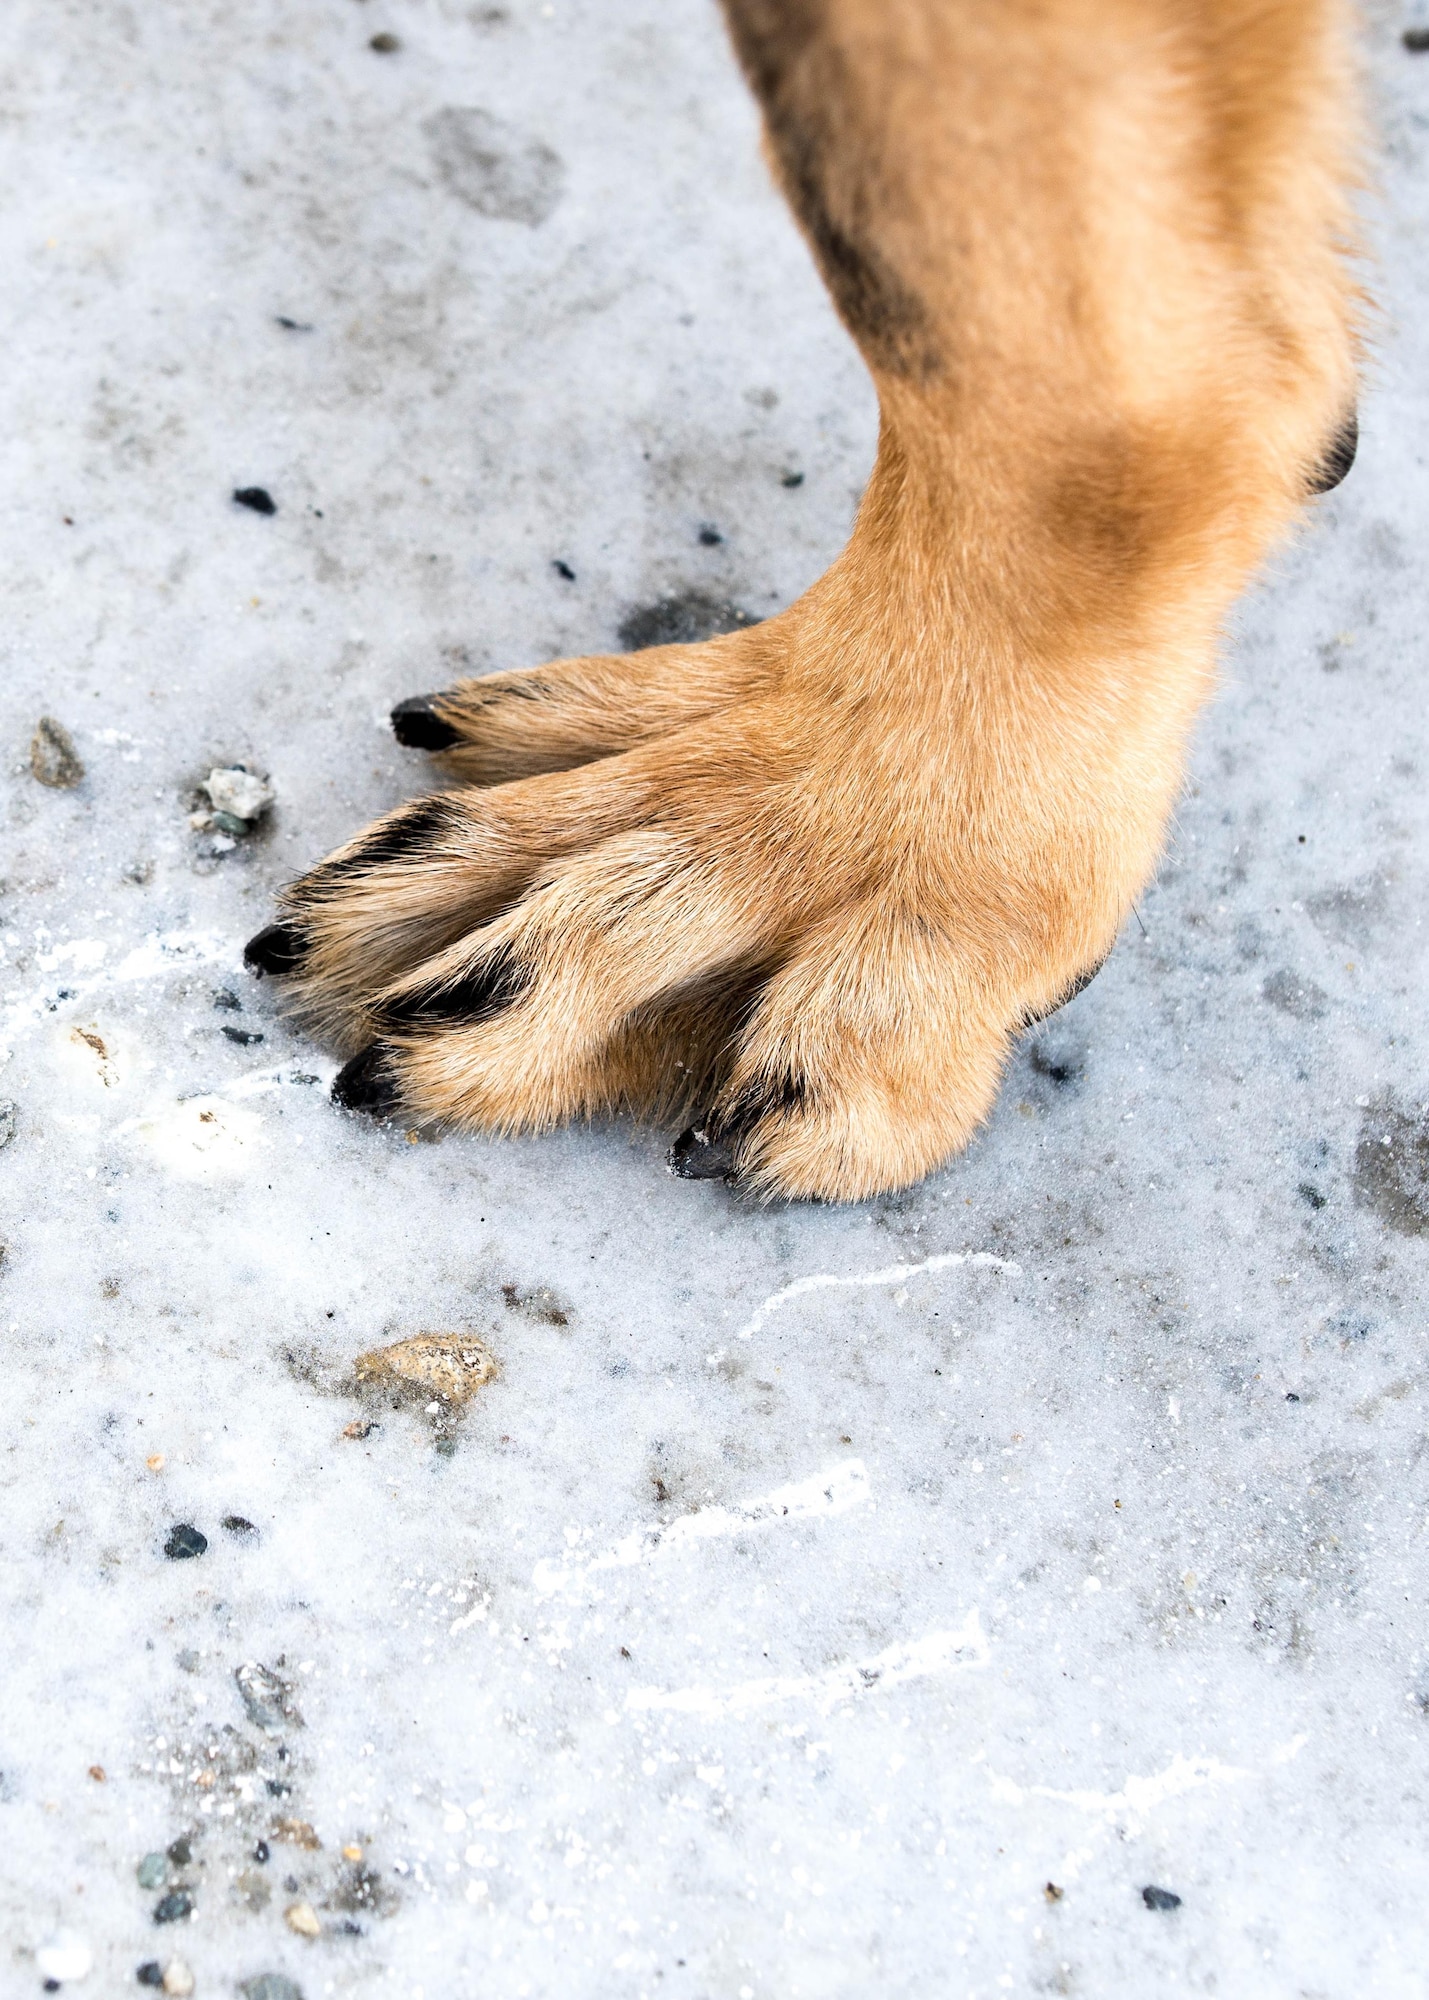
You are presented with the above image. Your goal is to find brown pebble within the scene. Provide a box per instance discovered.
[354,1332,498,1407]
[285,1899,321,1938]
[369,31,400,51]
[273,1816,322,1849]
[88,1764,106,1781]
[31,715,84,788]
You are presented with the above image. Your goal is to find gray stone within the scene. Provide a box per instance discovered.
[238,1977,304,2000]
[234,1661,303,1734]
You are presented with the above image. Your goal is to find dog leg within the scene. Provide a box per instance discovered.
[251,0,1360,1200]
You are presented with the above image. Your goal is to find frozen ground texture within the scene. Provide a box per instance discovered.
[3,3,1428,1996]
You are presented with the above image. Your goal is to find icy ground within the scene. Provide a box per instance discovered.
[3,2,1429,1996]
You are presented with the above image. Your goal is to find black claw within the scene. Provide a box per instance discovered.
[244,922,306,976]
[1308,409,1358,495]
[331,1045,402,1117]
[1021,951,1110,1028]
[391,696,461,751]
[669,1124,739,1181]
[376,945,529,1029]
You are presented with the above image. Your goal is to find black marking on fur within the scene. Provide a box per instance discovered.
[244,922,306,976]
[391,696,461,751]
[331,1044,402,1117]
[1308,409,1357,494]
[1021,952,1110,1029]
[377,944,530,1028]
[617,592,757,652]
[335,795,458,873]
[721,0,936,376]
[717,1071,807,1137]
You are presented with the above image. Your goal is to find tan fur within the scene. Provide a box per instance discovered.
[259,0,1361,1202]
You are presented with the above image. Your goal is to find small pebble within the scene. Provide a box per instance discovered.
[235,1660,302,1734]
[30,716,84,789]
[353,1331,498,1407]
[221,1026,265,1046]
[253,1839,270,1863]
[234,1867,271,1912]
[35,1933,93,1981]
[163,1525,207,1561]
[146,1454,165,1473]
[1405,25,1429,49]
[284,1901,321,1939]
[212,989,242,1011]
[1142,1884,1182,1911]
[781,470,804,487]
[222,1514,257,1535]
[341,1843,364,1862]
[202,766,273,822]
[137,1966,164,1989]
[137,1852,168,1889]
[210,810,249,837]
[152,1891,192,1925]
[232,486,276,515]
[370,31,401,50]
[0,1101,17,1149]
[238,1977,304,2000]
[162,1961,195,1998]
[166,1836,192,1866]
[697,523,723,545]
[552,559,576,581]
[88,1763,106,1781]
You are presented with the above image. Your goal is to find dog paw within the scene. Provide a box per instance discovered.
[246,567,1177,1202]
